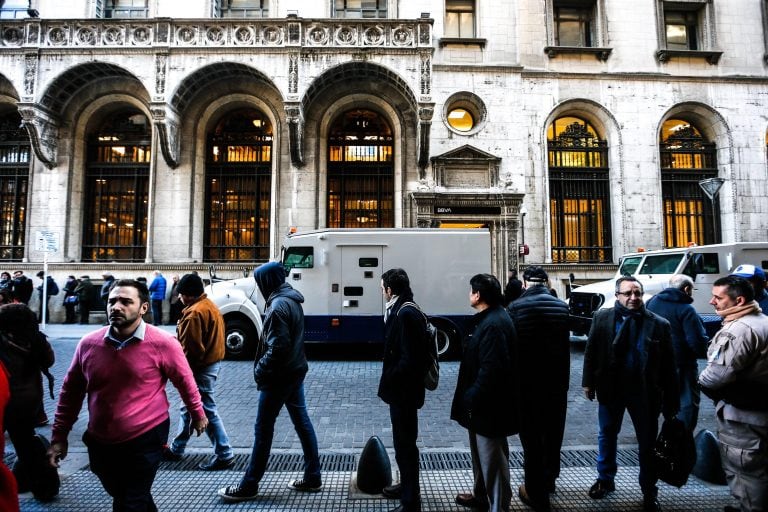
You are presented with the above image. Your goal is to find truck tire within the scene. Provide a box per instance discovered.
[224,318,256,360]
[430,317,460,361]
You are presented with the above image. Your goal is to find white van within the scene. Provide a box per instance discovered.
[206,228,492,359]
[569,242,768,336]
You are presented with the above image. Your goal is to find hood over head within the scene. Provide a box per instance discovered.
[254,261,286,299]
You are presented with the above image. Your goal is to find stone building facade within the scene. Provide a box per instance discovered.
[1,0,768,320]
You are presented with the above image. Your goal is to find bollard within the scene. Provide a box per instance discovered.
[356,435,392,494]
[691,429,726,485]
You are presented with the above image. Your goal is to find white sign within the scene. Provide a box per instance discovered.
[35,230,60,253]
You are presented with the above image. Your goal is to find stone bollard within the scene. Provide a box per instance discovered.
[356,435,392,494]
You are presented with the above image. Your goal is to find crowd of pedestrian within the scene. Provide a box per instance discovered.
[0,261,765,512]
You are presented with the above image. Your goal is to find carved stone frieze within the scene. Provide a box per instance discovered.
[263,25,283,45]
[23,54,36,96]
[155,54,167,96]
[363,25,385,46]
[17,104,59,169]
[150,103,181,168]
[285,103,304,167]
[392,25,413,46]
[2,26,24,46]
[417,104,434,171]
[74,25,97,46]
[102,25,125,45]
[233,25,255,45]
[288,53,299,94]
[47,25,69,46]
[420,53,431,96]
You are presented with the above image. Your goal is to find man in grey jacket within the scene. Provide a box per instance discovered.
[699,276,768,512]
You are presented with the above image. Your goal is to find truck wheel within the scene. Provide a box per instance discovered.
[224,319,255,360]
[430,318,460,361]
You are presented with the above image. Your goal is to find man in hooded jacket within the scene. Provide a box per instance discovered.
[218,262,322,502]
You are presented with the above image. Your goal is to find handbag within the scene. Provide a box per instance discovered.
[64,295,78,305]
[654,417,696,487]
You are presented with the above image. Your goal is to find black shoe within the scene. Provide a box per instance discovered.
[218,483,259,502]
[588,479,615,499]
[643,495,662,512]
[161,446,182,462]
[287,477,323,492]
[199,456,235,471]
[383,483,402,499]
[519,484,551,512]
[455,493,489,510]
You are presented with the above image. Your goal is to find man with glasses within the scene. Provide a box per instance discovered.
[582,276,679,512]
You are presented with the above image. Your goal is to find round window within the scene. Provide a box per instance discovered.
[447,108,474,132]
[443,92,486,135]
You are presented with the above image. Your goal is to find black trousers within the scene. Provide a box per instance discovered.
[389,403,421,511]
[84,419,169,512]
[519,390,568,501]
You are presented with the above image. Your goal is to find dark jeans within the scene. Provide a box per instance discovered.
[4,402,40,489]
[390,403,421,510]
[597,396,659,496]
[151,300,163,326]
[84,418,169,512]
[241,378,321,489]
[79,302,91,324]
[677,364,700,432]
[519,390,567,500]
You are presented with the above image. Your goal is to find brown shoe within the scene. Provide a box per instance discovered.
[455,493,489,510]
[519,485,551,512]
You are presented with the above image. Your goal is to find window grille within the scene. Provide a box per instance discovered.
[327,110,394,228]
[548,117,611,263]
[0,112,28,261]
[83,111,150,261]
[205,109,272,261]
[660,120,718,247]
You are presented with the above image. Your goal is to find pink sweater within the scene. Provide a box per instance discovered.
[52,324,205,445]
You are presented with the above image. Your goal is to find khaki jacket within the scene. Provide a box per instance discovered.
[176,294,226,369]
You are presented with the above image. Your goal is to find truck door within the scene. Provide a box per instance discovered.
[339,246,384,343]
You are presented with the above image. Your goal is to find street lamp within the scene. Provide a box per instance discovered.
[698,177,725,244]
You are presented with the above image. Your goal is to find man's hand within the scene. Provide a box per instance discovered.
[583,387,595,401]
[193,417,209,436]
[47,441,68,468]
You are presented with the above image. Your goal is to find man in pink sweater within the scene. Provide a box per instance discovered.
[46,279,208,511]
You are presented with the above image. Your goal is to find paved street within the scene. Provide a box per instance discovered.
[9,324,736,511]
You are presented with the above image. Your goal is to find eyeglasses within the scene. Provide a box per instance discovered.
[616,291,643,298]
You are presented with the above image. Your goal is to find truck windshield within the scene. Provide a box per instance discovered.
[283,246,314,270]
[618,256,643,276]
[639,254,685,274]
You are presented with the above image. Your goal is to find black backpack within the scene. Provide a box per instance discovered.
[399,302,439,391]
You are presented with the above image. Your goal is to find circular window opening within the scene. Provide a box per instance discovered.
[447,108,474,132]
[443,92,487,135]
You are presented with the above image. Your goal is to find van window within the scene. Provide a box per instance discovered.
[639,254,685,274]
[682,253,719,277]
[359,257,379,268]
[283,247,313,270]
[619,256,643,276]
[344,286,364,296]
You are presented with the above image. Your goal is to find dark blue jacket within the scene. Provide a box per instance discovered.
[149,274,167,301]
[253,262,308,390]
[646,287,708,368]
[757,288,768,316]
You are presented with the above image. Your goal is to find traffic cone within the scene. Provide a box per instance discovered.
[355,435,392,494]
[691,429,726,485]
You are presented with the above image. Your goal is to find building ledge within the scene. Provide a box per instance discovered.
[438,37,486,48]
[656,49,722,65]
[543,46,612,61]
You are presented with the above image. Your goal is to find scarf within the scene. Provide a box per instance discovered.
[614,302,646,374]
[717,300,761,323]
[384,295,399,323]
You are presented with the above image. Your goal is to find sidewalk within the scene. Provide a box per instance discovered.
[13,323,738,511]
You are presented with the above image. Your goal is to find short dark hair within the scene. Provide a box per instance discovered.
[381,268,411,296]
[470,273,503,307]
[615,276,643,294]
[110,278,150,305]
[713,275,755,303]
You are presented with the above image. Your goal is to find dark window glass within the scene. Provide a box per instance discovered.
[682,253,719,277]
[359,257,379,267]
[284,247,314,269]
[554,2,595,46]
[217,0,269,18]
[344,286,364,296]
[665,10,699,50]
[205,109,272,262]
[0,111,29,260]
[334,0,387,18]
[104,0,149,18]
[328,109,394,228]
[547,116,611,263]
[659,119,718,247]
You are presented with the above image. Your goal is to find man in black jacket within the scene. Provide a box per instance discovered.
[507,266,570,512]
[377,268,427,512]
[452,274,518,512]
[218,262,321,502]
[582,276,678,512]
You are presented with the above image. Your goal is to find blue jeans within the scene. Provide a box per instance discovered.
[171,362,233,461]
[151,299,163,325]
[597,397,659,496]
[241,378,321,489]
[677,365,700,432]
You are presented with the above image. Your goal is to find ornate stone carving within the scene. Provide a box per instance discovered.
[26,23,39,44]
[285,103,304,167]
[263,25,283,45]
[307,26,329,46]
[23,54,36,96]
[288,53,299,94]
[420,53,431,96]
[47,26,68,46]
[131,25,151,45]
[363,26,385,46]
[335,26,356,45]
[205,26,225,45]
[234,26,255,45]
[176,26,197,45]
[155,54,167,96]
[392,26,412,46]
[2,27,24,46]
[417,105,434,171]
[74,25,97,46]
[17,104,59,169]
[150,104,181,168]
[418,23,431,45]
[103,25,125,45]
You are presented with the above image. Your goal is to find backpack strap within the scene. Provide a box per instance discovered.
[398,301,427,321]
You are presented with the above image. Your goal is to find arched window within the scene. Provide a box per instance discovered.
[548,116,611,263]
[0,110,29,260]
[659,119,718,247]
[205,109,272,261]
[83,110,150,261]
[327,109,394,228]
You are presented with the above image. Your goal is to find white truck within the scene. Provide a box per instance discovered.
[206,228,492,359]
[568,242,768,337]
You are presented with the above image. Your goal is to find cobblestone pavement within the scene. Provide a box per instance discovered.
[10,324,735,511]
